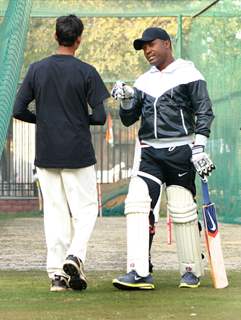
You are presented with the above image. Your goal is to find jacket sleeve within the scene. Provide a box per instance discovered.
[119,88,142,127]
[13,64,36,123]
[188,80,214,137]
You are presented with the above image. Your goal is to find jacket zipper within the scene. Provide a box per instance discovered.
[180,109,188,135]
[154,97,158,138]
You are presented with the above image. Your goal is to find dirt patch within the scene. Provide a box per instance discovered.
[0,217,240,273]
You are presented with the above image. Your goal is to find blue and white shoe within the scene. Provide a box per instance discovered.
[112,270,155,290]
[179,272,200,288]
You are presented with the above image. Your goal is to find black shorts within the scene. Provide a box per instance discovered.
[138,145,196,209]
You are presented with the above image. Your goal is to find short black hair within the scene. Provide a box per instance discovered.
[56,15,84,47]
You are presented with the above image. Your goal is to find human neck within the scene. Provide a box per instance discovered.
[157,56,175,71]
[56,45,76,56]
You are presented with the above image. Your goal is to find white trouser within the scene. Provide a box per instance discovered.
[37,166,98,279]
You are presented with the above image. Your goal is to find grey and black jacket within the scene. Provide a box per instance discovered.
[120,59,214,143]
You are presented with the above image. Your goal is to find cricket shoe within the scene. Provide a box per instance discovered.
[179,272,200,288]
[63,255,87,290]
[112,270,155,290]
[50,275,70,292]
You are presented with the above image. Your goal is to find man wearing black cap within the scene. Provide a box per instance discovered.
[111,27,215,290]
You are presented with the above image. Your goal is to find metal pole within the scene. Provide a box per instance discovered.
[176,14,183,59]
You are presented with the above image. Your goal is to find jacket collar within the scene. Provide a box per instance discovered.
[149,59,191,74]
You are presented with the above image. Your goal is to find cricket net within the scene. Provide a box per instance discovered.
[0,0,32,156]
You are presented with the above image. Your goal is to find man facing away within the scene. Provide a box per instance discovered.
[111,27,215,289]
[13,15,110,292]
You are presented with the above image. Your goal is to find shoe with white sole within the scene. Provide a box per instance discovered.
[50,275,69,292]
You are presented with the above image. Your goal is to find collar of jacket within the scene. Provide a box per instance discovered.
[149,58,194,74]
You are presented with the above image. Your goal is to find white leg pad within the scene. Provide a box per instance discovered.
[127,213,149,277]
[125,176,151,214]
[166,185,203,277]
[125,177,151,277]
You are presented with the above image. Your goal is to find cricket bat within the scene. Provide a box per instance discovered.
[201,179,228,288]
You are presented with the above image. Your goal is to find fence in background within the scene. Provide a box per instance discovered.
[0,108,138,197]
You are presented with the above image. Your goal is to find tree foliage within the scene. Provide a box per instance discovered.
[23,16,177,83]
[20,0,241,91]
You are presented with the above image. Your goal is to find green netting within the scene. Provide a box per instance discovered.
[1,0,240,17]
[184,15,241,224]
[0,0,32,156]
[0,0,240,222]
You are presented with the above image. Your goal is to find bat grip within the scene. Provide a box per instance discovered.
[201,179,211,204]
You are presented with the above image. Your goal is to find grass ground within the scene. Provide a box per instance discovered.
[0,211,42,220]
[0,270,240,320]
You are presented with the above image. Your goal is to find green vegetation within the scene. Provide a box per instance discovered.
[0,270,240,320]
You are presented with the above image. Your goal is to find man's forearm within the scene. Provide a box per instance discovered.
[13,109,36,123]
[89,103,106,125]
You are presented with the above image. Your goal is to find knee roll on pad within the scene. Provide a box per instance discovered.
[166,185,203,277]
[125,177,151,215]
[166,185,197,223]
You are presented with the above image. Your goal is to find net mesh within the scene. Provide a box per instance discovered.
[184,15,241,223]
[0,0,238,17]
[0,0,32,156]
[0,0,240,222]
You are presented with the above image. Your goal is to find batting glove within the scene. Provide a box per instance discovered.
[191,145,215,179]
[111,81,134,100]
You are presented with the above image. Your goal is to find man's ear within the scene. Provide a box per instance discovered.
[163,40,171,49]
[54,33,58,42]
[76,36,81,46]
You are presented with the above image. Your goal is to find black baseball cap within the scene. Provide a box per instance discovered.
[133,27,171,50]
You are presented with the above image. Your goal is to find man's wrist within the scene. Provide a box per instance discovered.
[194,134,207,147]
[120,99,133,110]
[192,145,204,155]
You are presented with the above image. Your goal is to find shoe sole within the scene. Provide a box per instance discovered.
[50,286,70,292]
[63,260,80,276]
[112,279,155,290]
[63,260,87,290]
[179,281,200,288]
[69,275,87,290]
